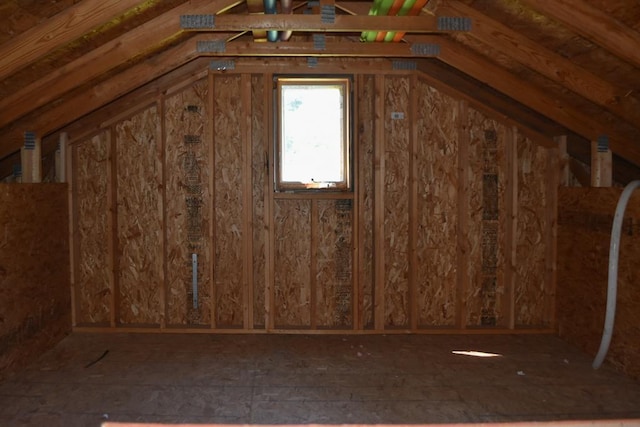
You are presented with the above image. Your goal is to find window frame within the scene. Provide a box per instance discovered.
[274,76,352,192]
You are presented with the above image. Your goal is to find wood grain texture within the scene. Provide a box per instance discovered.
[116,105,163,325]
[0,184,70,378]
[415,80,458,327]
[274,199,312,328]
[74,132,111,324]
[558,187,640,380]
[164,79,211,326]
[213,75,244,328]
[383,76,410,328]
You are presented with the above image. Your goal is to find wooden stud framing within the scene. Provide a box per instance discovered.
[544,147,559,328]
[208,71,217,330]
[373,74,385,331]
[310,200,318,329]
[503,126,518,329]
[68,139,78,327]
[20,137,41,183]
[242,73,254,330]
[408,73,419,331]
[107,129,118,328]
[456,100,469,329]
[351,76,361,331]
[158,97,167,330]
[591,139,612,187]
[555,135,570,187]
[265,72,276,331]
[55,132,68,183]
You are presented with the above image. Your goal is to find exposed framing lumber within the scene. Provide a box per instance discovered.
[241,73,254,329]
[310,200,318,329]
[455,99,469,329]
[55,133,68,183]
[503,126,518,329]
[107,129,118,328]
[68,139,78,327]
[201,40,441,57]
[555,135,570,187]
[440,1,640,130]
[184,13,446,33]
[208,71,217,330]
[411,35,640,166]
[373,74,385,331]
[20,137,41,183]
[0,0,145,81]
[544,146,559,328]
[408,72,418,331]
[265,72,276,331]
[523,0,640,68]
[591,139,613,187]
[0,39,210,160]
[158,97,168,330]
[0,0,241,130]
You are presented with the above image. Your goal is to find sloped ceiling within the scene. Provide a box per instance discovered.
[0,0,639,182]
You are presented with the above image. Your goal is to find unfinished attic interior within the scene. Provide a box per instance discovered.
[1,0,640,425]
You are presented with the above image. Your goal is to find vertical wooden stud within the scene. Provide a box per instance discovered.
[351,76,361,331]
[310,200,318,330]
[107,128,119,327]
[242,73,254,330]
[408,73,418,331]
[544,146,559,328]
[555,135,569,187]
[373,74,385,331]
[56,132,68,183]
[591,136,612,187]
[265,72,275,331]
[456,100,469,329]
[68,139,78,327]
[208,71,217,329]
[503,125,518,329]
[21,133,41,183]
[159,96,167,330]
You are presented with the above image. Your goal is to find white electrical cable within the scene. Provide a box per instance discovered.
[592,180,640,369]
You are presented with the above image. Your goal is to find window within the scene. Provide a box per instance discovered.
[275,76,351,191]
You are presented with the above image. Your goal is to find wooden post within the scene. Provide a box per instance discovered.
[544,146,559,328]
[310,200,318,329]
[591,136,612,187]
[264,72,275,331]
[241,73,254,330]
[56,132,68,183]
[21,132,41,183]
[68,139,77,327]
[456,100,469,329]
[107,129,119,328]
[373,74,385,331]
[208,71,217,329]
[503,125,518,329]
[555,135,569,186]
[408,73,418,331]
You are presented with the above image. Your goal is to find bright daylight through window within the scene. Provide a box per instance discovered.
[275,76,351,191]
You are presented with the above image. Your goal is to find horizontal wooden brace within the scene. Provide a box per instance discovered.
[199,40,441,57]
[182,14,468,33]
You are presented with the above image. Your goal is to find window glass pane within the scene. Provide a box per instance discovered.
[276,77,350,191]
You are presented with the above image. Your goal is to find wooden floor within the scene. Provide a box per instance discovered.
[1,333,640,426]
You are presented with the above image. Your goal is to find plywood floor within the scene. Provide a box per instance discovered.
[1,333,639,426]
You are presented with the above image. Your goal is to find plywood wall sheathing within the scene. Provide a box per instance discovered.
[515,133,549,327]
[415,80,458,327]
[383,76,410,328]
[315,200,354,328]
[274,199,312,327]
[164,80,211,326]
[252,74,267,328]
[357,74,375,329]
[116,105,163,325]
[74,132,111,325]
[213,75,244,328]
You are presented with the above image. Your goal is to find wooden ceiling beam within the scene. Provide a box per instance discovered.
[201,39,440,57]
[0,0,242,130]
[411,35,640,166]
[184,13,448,32]
[522,0,640,68]
[0,0,146,81]
[438,1,640,129]
[0,38,210,160]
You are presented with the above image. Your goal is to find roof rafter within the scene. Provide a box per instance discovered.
[438,1,640,129]
[522,0,640,68]
[0,0,146,80]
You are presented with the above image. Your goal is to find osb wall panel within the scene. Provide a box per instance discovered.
[415,79,458,327]
[358,74,375,328]
[75,132,110,324]
[116,105,163,325]
[515,134,548,326]
[383,76,410,327]
[0,184,70,378]
[213,75,244,327]
[465,109,507,327]
[558,187,640,380]
[164,80,211,326]
[274,199,312,327]
[316,200,353,328]
[252,74,266,328]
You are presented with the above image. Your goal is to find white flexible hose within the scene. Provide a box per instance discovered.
[592,180,640,369]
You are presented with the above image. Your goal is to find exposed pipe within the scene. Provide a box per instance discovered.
[592,180,640,369]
